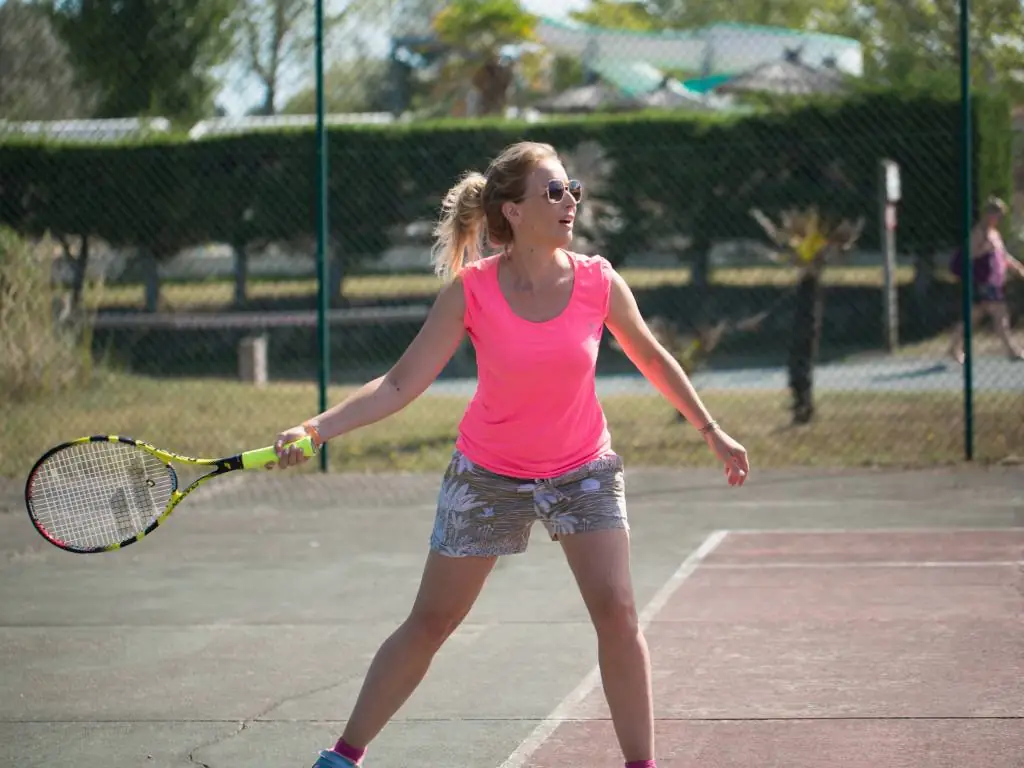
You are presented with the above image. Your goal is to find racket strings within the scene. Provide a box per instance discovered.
[28,442,176,549]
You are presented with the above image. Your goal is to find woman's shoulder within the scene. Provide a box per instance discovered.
[462,253,503,274]
[566,251,617,316]
[457,253,502,292]
[567,250,615,277]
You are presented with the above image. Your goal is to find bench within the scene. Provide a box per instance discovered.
[90,305,474,386]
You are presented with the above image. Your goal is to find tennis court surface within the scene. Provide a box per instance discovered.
[1,465,1022,768]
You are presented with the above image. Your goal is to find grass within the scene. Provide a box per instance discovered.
[887,329,1022,360]
[3,372,1020,481]
[84,265,918,311]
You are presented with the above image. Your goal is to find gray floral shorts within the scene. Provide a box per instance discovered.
[429,450,629,558]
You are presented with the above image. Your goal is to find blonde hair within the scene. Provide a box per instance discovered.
[983,196,1008,216]
[430,141,559,281]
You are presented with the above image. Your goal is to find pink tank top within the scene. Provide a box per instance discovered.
[455,251,614,479]
[987,230,1009,286]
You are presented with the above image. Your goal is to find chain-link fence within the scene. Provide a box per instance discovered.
[2,0,1022,495]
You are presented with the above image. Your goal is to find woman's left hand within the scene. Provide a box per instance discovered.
[704,428,749,487]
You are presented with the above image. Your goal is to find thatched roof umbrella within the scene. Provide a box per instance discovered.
[717,51,847,96]
[534,82,643,114]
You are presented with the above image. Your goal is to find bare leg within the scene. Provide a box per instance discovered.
[339,551,497,749]
[947,322,965,364]
[947,305,984,364]
[561,529,654,763]
[988,302,1024,357]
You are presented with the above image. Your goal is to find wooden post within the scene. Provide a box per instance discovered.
[238,334,268,387]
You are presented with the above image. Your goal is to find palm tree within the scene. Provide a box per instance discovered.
[431,0,537,117]
[749,206,865,424]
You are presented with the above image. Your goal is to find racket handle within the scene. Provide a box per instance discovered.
[240,434,318,470]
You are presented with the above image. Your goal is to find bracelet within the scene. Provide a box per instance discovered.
[302,419,324,448]
[698,419,720,436]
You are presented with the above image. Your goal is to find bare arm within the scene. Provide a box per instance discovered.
[605,270,714,430]
[1004,251,1024,276]
[306,278,467,442]
[605,266,748,485]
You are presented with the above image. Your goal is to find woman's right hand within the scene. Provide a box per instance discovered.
[274,425,313,469]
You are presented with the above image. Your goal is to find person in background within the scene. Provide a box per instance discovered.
[947,196,1024,364]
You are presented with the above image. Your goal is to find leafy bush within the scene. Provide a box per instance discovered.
[0,227,94,400]
[0,86,1011,272]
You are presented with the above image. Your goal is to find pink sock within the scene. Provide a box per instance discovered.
[332,738,366,764]
[625,761,656,768]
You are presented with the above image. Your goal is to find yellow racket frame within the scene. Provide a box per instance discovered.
[24,434,317,554]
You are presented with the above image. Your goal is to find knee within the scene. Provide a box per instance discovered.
[589,585,640,641]
[403,608,465,651]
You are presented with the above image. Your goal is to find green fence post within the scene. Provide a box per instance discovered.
[315,0,330,472]
[959,0,974,462]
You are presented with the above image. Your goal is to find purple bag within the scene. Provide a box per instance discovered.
[949,247,994,284]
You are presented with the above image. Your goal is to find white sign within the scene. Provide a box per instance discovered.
[882,159,901,203]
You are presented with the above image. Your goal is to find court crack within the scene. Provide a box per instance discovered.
[187,675,359,768]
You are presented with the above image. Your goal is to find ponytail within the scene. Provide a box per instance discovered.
[431,171,487,282]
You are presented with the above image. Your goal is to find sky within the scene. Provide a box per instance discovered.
[215,0,590,116]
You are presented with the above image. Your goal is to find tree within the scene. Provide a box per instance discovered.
[228,0,371,115]
[0,0,95,120]
[582,0,841,34]
[281,55,392,114]
[750,206,864,424]
[46,0,236,125]
[224,0,400,116]
[232,0,311,115]
[431,0,538,117]
[393,0,448,37]
[570,0,662,31]
[840,0,1024,96]
[0,3,100,316]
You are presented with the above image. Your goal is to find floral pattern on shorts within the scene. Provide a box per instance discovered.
[429,450,628,557]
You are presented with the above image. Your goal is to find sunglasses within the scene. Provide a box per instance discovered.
[544,179,583,204]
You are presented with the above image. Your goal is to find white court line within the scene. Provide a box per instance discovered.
[700,560,1024,570]
[680,500,1022,509]
[720,526,1024,535]
[496,529,729,768]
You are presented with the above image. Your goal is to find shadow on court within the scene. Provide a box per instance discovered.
[0,465,1021,768]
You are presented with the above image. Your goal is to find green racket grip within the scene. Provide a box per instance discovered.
[240,434,318,470]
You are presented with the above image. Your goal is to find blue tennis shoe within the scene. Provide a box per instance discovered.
[311,749,358,768]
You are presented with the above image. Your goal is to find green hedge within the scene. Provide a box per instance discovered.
[0,87,1011,271]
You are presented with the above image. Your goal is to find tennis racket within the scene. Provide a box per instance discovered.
[24,434,317,555]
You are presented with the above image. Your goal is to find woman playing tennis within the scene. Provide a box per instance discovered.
[273,141,749,768]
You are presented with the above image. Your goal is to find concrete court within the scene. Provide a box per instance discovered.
[0,465,1021,768]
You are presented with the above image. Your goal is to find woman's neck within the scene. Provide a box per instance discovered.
[503,245,567,289]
